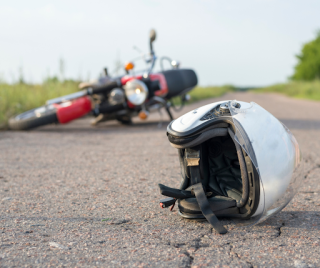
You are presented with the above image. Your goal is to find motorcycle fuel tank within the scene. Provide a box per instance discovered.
[53,96,92,124]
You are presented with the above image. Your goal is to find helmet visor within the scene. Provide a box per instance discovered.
[228,100,304,226]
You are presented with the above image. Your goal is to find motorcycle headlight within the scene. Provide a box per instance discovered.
[124,79,148,106]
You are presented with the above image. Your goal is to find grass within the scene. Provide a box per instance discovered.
[171,85,236,106]
[253,80,320,101]
[1,80,320,129]
[0,83,236,129]
[0,81,78,129]
[188,85,236,102]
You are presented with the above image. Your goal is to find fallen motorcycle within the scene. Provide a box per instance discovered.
[9,30,198,130]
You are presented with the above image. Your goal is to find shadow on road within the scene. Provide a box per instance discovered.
[33,117,320,134]
[2,210,319,231]
[32,119,172,134]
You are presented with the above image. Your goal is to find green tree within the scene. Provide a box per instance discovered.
[291,31,320,81]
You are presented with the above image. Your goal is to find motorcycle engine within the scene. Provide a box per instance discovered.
[108,88,125,105]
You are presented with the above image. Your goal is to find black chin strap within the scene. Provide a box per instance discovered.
[186,148,228,235]
[190,166,201,185]
[191,183,227,234]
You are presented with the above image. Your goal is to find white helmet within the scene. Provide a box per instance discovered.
[159,100,304,234]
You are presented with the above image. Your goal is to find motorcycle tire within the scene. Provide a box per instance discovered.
[116,115,132,125]
[9,106,59,130]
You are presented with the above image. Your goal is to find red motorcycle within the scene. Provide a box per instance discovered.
[9,30,198,130]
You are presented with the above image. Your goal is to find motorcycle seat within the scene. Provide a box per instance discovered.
[161,69,198,99]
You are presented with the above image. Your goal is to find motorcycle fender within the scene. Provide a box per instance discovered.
[54,96,92,124]
[150,73,168,97]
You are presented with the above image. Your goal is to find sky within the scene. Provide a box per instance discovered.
[0,0,319,86]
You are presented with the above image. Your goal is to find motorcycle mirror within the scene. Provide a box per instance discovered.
[150,29,156,43]
[171,60,180,69]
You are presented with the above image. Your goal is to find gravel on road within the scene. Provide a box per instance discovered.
[1,92,320,267]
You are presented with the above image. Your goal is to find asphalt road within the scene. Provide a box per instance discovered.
[1,92,320,268]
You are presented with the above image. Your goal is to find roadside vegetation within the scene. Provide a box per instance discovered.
[170,85,237,107]
[0,78,79,129]
[0,82,236,129]
[290,31,320,81]
[2,30,320,129]
[1,80,320,129]
[255,31,320,100]
[253,80,320,101]
[187,85,236,103]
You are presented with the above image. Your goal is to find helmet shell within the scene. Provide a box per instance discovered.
[168,100,303,224]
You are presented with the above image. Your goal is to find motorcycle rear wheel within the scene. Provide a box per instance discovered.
[9,106,58,130]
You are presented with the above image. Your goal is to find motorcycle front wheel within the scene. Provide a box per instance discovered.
[116,115,132,125]
[9,105,58,130]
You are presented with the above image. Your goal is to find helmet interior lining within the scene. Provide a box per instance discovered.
[172,123,258,218]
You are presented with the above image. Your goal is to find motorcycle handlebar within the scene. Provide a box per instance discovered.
[87,81,119,95]
[150,41,154,56]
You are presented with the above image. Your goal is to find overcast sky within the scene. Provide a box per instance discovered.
[1,0,319,86]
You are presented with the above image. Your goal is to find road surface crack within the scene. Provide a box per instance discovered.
[160,235,211,268]
[304,164,320,180]
[161,241,194,268]
[276,222,285,238]
[181,250,194,268]
[230,244,253,268]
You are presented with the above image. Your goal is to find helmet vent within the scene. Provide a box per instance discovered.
[200,102,231,121]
